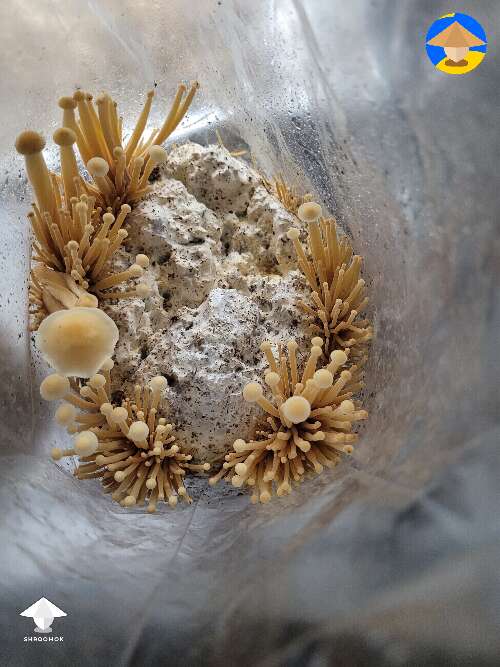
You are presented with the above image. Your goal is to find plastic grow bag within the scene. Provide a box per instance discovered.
[1,0,499,665]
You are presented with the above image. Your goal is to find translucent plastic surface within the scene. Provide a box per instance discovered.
[1,1,499,664]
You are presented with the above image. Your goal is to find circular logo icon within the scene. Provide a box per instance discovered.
[426,12,487,75]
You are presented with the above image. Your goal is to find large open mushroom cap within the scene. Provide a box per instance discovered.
[36,307,119,378]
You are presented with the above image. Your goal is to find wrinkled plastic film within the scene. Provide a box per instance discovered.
[1,1,499,664]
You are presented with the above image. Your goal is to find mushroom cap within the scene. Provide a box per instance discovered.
[36,307,119,378]
[313,368,334,389]
[128,263,143,278]
[74,430,99,457]
[40,373,70,401]
[15,130,45,155]
[339,399,355,413]
[58,96,77,110]
[100,357,114,372]
[89,373,106,389]
[135,254,150,268]
[128,421,150,443]
[111,406,128,423]
[233,438,247,452]
[281,395,311,424]
[87,156,109,177]
[53,127,77,147]
[286,227,300,241]
[243,382,263,402]
[264,371,281,387]
[330,350,348,366]
[148,145,167,164]
[311,345,323,358]
[297,201,322,223]
[73,90,86,103]
[55,403,77,426]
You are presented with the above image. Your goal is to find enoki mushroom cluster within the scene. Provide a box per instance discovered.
[209,337,367,502]
[16,79,372,507]
[16,130,152,330]
[288,202,373,355]
[41,371,209,511]
[58,83,198,209]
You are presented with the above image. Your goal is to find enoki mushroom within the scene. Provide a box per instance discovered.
[41,371,210,511]
[210,337,367,503]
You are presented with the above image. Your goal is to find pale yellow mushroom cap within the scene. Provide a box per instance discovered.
[286,228,300,241]
[74,430,99,457]
[87,156,109,178]
[102,212,114,226]
[233,438,247,452]
[15,130,45,155]
[128,263,143,278]
[128,421,149,443]
[234,462,247,476]
[148,145,167,164]
[135,254,150,268]
[330,350,348,366]
[311,337,324,348]
[264,371,281,387]
[149,376,168,392]
[281,395,311,424]
[53,127,77,147]
[73,90,86,103]
[58,96,77,110]
[39,373,70,401]
[89,374,106,389]
[110,406,128,423]
[313,368,334,389]
[297,201,322,223]
[339,399,355,413]
[100,357,114,372]
[100,402,113,415]
[243,382,263,402]
[36,307,119,378]
[311,345,323,358]
[55,403,77,426]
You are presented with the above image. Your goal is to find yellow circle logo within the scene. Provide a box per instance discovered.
[426,12,487,75]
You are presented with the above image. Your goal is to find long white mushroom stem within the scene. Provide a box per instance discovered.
[41,371,210,511]
[210,337,367,502]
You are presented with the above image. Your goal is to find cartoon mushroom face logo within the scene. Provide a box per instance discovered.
[426,13,487,75]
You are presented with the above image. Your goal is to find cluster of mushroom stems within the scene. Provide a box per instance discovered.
[41,369,209,512]
[209,336,367,503]
[16,81,370,508]
[287,201,372,355]
[17,82,198,329]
